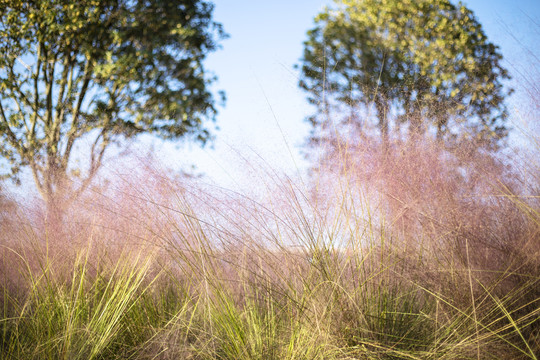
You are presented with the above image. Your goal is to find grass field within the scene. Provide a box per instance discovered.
[1,129,539,359]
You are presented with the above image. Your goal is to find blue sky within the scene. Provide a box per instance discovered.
[143,0,540,189]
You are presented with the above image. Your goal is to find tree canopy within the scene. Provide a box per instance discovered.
[298,0,512,148]
[0,0,226,206]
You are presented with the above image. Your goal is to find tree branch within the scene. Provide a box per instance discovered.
[63,57,92,164]
[6,62,41,125]
[52,54,72,151]
[44,53,57,134]
[30,42,43,141]
[28,156,46,199]
[0,100,24,152]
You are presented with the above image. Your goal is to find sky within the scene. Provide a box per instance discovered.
[143,0,540,191]
[150,0,331,189]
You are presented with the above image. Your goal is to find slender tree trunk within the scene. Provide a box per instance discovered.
[408,109,425,143]
[435,114,448,147]
[375,98,389,149]
[44,181,67,240]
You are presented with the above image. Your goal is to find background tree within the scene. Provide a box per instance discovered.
[0,0,226,213]
[298,0,512,148]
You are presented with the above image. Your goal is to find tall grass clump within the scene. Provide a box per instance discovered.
[1,102,539,358]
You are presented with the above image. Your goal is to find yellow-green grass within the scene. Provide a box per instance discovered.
[1,127,539,359]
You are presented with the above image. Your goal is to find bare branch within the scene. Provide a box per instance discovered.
[28,157,46,198]
[52,53,74,156]
[44,53,57,134]
[62,61,93,168]
[30,42,43,140]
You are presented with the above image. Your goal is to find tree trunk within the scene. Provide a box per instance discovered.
[44,189,66,240]
[375,98,389,149]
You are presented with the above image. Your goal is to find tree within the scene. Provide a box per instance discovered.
[0,0,226,213]
[298,0,511,148]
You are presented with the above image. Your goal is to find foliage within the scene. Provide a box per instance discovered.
[298,0,512,147]
[0,0,226,205]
